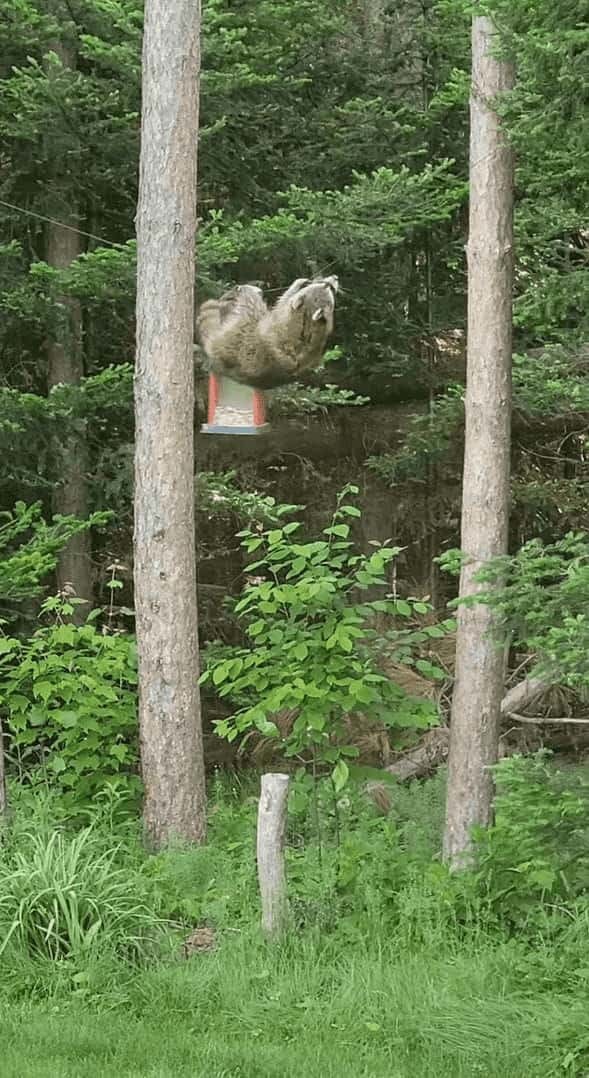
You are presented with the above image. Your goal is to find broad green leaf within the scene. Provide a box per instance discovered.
[212,663,229,685]
[332,759,349,792]
[54,710,78,728]
[33,680,53,703]
[110,743,128,762]
[413,602,430,614]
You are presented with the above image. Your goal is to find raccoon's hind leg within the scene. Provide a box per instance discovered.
[276,278,312,305]
[197,285,267,354]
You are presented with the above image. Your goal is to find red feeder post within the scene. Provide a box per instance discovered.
[201,373,269,436]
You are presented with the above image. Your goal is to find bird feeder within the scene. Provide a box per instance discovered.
[201,373,269,435]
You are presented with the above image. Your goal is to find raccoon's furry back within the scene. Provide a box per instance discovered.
[196,276,338,390]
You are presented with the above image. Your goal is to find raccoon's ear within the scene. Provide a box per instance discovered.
[324,275,339,293]
[312,307,326,322]
[292,293,306,310]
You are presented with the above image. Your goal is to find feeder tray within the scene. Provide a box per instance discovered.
[201,373,269,435]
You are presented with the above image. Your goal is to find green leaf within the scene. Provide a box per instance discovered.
[33,680,53,703]
[254,714,279,737]
[109,743,128,762]
[415,659,446,680]
[332,759,349,793]
[413,602,430,614]
[337,631,353,653]
[339,744,360,758]
[27,707,47,727]
[530,868,556,891]
[349,680,375,704]
[212,663,229,686]
[54,710,78,728]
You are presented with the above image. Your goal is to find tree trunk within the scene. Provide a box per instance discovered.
[46,38,92,618]
[134,0,206,848]
[443,15,514,867]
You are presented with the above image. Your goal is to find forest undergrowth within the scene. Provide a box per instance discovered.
[2,761,589,1078]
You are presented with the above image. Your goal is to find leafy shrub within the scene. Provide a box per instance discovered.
[476,754,589,926]
[202,486,452,788]
[0,501,108,621]
[0,599,139,811]
[475,531,589,687]
[195,469,300,525]
[440,531,589,689]
[0,826,165,964]
[270,378,369,417]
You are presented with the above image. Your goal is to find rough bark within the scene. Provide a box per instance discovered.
[46,37,92,617]
[443,16,514,867]
[257,773,290,938]
[134,0,206,848]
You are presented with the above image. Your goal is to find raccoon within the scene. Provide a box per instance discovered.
[196,275,338,390]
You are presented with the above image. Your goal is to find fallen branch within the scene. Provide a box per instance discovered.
[383,726,450,782]
[508,712,589,726]
[500,675,551,717]
[365,727,450,813]
[365,674,559,812]
[500,674,589,723]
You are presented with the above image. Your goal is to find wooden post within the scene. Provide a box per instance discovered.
[257,773,290,938]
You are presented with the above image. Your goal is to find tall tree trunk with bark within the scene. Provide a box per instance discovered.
[134,0,206,848]
[443,15,514,867]
[46,37,92,616]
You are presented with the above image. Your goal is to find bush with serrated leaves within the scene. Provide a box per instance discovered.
[201,486,454,790]
[0,596,139,813]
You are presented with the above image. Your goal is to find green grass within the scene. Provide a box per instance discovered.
[3,763,589,1077]
[2,934,588,1077]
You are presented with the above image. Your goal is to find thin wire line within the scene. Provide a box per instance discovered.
[0,198,124,248]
